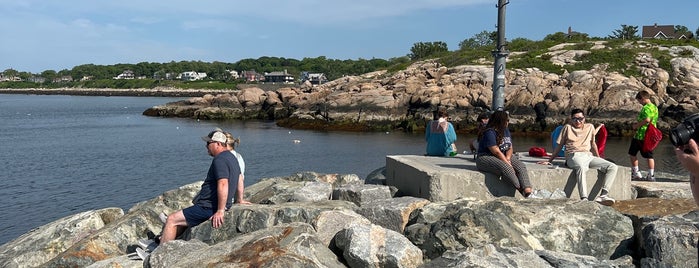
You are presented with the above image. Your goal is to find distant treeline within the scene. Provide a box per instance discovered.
[0,56,410,89]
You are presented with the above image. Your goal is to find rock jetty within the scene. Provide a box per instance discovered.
[143,43,699,136]
[1,170,698,267]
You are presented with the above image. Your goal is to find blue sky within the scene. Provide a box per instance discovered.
[1,0,697,73]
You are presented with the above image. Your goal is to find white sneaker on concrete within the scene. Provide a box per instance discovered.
[594,195,615,206]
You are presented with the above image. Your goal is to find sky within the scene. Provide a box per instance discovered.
[1,0,698,73]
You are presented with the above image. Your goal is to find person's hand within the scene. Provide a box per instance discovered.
[537,161,552,165]
[237,200,252,205]
[210,210,225,228]
[675,139,699,176]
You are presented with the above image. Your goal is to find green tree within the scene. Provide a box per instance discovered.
[608,24,639,40]
[458,30,496,50]
[674,25,693,39]
[408,41,449,60]
[543,32,568,42]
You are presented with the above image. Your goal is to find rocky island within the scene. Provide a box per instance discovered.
[143,42,699,137]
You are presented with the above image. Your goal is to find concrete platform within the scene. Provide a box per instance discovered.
[385,153,633,202]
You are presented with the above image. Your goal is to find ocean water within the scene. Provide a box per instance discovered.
[0,94,689,245]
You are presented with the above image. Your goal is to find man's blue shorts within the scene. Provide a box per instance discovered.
[182,205,215,227]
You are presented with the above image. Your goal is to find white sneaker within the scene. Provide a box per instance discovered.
[135,247,150,260]
[138,239,158,252]
[631,171,643,180]
[594,195,615,206]
[159,212,168,224]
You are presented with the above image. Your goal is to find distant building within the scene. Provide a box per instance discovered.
[300,72,328,85]
[0,74,22,82]
[80,76,93,81]
[228,70,239,80]
[28,76,46,83]
[264,70,294,84]
[178,71,207,81]
[642,23,689,39]
[241,70,264,82]
[53,76,73,83]
[114,70,135,80]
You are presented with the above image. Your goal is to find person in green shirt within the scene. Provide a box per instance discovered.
[629,91,659,181]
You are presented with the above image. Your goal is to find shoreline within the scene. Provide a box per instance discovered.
[0,87,232,98]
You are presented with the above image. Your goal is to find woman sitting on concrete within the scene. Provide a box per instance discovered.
[425,110,458,156]
[476,110,533,197]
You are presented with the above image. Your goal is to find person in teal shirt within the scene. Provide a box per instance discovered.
[629,90,659,181]
[425,110,457,156]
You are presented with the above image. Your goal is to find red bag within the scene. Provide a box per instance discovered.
[595,125,608,158]
[528,147,548,157]
[642,123,662,153]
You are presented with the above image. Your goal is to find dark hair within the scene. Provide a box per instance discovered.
[477,112,489,121]
[478,110,509,144]
[570,108,584,117]
[636,90,650,100]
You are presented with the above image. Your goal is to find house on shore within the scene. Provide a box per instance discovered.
[241,70,264,82]
[178,71,207,81]
[114,70,135,80]
[300,72,328,85]
[642,23,691,39]
[264,70,294,84]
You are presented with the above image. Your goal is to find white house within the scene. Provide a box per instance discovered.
[179,71,207,81]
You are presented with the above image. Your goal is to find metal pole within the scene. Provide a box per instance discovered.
[492,0,510,111]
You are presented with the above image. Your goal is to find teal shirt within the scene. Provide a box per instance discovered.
[635,102,658,140]
[425,120,457,156]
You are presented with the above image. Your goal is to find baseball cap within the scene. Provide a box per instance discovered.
[202,130,227,143]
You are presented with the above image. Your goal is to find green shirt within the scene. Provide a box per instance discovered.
[635,102,658,140]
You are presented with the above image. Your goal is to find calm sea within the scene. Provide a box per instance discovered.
[0,94,688,245]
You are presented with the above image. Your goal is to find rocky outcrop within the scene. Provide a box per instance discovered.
[1,171,698,267]
[143,43,699,135]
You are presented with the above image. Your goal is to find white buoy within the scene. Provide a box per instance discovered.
[293,139,301,143]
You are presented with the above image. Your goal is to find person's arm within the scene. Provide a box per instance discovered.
[447,124,457,144]
[595,123,604,134]
[675,139,699,206]
[540,126,565,164]
[488,145,510,164]
[211,178,228,228]
[591,139,600,157]
[633,117,651,130]
[235,174,251,204]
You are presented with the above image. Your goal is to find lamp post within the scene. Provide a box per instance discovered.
[492,0,510,111]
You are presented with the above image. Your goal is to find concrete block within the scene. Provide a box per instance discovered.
[385,154,633,202]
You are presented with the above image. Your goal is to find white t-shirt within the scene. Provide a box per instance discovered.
[230,150,245,175]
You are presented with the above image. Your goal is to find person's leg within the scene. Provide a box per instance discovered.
[160,210,188,244]
[589,156,618,194]
[510,155,532,195]
[567,153,592,199]
[628,139,642,178]
[476,155,521,190]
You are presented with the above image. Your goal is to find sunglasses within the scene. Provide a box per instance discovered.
[572,117,585,122]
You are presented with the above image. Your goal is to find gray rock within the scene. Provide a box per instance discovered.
[640,211,699,267]
[334,223,423,268]
[420,246,552,268]
[186,200,358,244]
[404,198,634,260]
[149,223,345,268]
[0,208,123,268]
[332,184,392,206]
[356,196,431,233]
[292,181,333,202]
[311,210,371,247]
